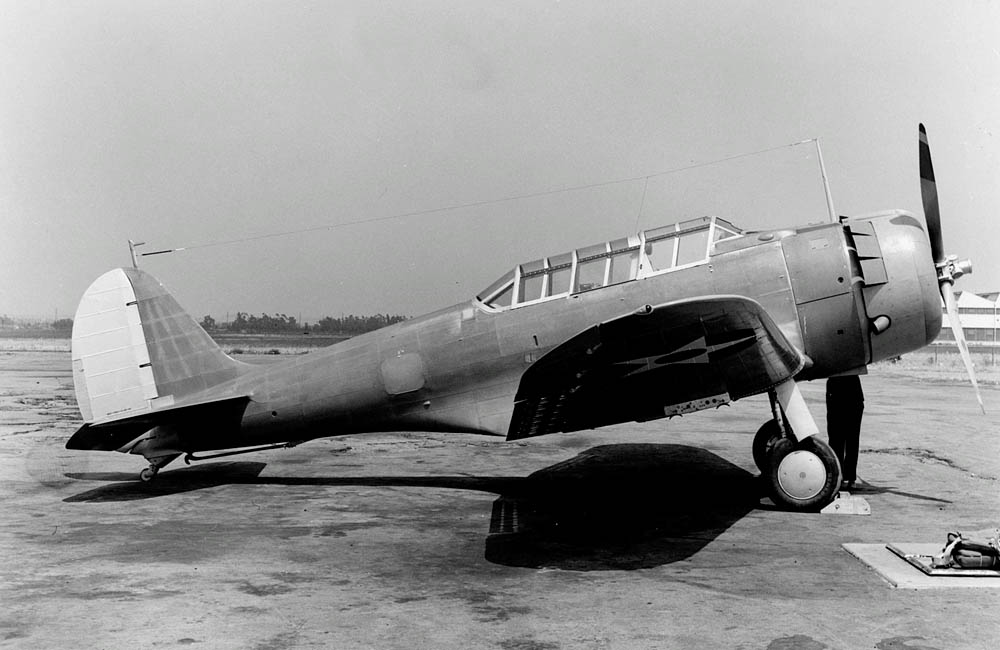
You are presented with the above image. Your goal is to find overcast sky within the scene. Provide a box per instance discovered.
[3,1,998,322]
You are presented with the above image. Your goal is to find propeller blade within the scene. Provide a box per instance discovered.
[919,124,946,266]
[942,281,986,413]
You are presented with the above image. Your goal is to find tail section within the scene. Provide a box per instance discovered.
[71,268,245,425]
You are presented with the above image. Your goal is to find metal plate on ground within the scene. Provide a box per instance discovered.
[844,543,1000,589]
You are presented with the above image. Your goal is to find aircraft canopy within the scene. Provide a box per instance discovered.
[477,216,742,311]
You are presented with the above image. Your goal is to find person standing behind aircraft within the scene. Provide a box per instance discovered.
[826,375,864,491]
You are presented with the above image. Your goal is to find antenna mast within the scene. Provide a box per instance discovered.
[128,240,145,268]
[814,138,838,222]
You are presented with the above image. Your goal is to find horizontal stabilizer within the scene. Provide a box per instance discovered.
[66,395,250,452]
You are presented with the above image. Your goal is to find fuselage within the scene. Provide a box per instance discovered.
[190,210,940,453]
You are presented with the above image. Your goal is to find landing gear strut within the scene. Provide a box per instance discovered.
[752,418,784,473]
[752,388,791,473]
[138,454,180,483]
[755,383,842,511]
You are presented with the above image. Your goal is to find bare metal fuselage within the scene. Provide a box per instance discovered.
[184,210,939,454]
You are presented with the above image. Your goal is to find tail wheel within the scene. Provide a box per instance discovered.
[766,436,842,511]
[752,419,784,472]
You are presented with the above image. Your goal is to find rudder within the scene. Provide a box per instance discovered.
[72,268,245,424]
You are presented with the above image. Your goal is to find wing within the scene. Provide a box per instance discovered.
[507,295,804,440]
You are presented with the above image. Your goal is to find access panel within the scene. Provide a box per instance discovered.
[781,225,852,305]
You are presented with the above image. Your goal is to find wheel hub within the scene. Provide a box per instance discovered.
[776,450,827,500]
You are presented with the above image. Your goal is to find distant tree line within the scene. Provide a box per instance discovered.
[311,314,411,335]
[200,312,408,335]
[0,316,74,330]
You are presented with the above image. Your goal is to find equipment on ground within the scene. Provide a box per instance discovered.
[932,530,1000,570]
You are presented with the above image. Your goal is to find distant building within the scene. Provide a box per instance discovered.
[935,291,999,345]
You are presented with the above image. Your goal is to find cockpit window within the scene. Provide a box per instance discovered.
[547,253,573,295]
[676,227,710,266]
[644,217,718,271]
[476,216,742,311]
[575,243,608,292]
[517,259,546,303]
[714,218,741,241]
[477,269,514,308]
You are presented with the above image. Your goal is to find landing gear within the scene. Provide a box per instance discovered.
[754,388,792,472]
[755,382,842,511]
[752,419,783,472]
[766,436,841,511]
[137,453,180,483]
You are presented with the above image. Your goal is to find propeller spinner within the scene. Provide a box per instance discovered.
[919,124,985,413]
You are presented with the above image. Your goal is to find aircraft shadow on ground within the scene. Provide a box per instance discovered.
[482,443,758,570]
[65,443,761,570]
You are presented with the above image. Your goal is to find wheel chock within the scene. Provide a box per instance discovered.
[820,491,871,515]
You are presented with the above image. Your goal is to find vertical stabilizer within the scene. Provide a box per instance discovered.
[72,268,244,424]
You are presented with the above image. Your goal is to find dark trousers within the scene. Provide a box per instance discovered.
[827,403,863,482]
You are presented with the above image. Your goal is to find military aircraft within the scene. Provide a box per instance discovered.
[66,125,981,511]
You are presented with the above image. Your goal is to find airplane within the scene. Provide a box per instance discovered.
[66,125,982,511]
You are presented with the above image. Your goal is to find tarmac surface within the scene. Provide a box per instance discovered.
[2,351,999,649]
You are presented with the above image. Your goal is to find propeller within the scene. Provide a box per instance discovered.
[919,123,985,413]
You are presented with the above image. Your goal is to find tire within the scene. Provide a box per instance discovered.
[766,436,842,511]
[752,419,784,473]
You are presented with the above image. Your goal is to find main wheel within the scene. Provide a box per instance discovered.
[752,419,784,472]
[139,466,158,483]
[766,436,842,511]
